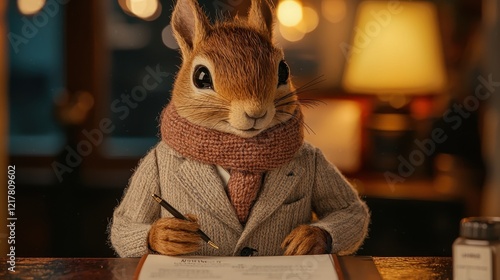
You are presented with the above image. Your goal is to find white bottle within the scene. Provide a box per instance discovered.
[453,217,500,280]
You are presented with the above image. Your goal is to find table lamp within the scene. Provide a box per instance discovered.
[341,1,447,172]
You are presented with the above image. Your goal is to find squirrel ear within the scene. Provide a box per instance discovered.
[247,0,274,39]
[171,0,210,55]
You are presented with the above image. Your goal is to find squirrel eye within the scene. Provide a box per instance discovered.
[278,60,289,87]
[193,65,213,90]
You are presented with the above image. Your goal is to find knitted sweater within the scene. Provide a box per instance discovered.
[109,141,370,257]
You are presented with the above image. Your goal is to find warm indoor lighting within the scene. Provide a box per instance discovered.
[279,23,305,42]
[322,0,347,23]
[17,0,46,15]
[302,100,362,173]
[277,0,303,27]
[126,0,161,21]
[296,6,319,33]
[278,5,318,42]
[342,1,447,95]
[341,2,447,173]
[118,0,131,13]
[378,94,408,109]
[161,25,179,49]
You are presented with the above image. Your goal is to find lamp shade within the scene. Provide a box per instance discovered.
[342,1,447,95]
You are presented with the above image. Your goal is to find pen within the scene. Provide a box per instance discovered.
[151,194,219,250]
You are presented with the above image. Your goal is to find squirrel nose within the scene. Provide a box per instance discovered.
[245,110,267,120]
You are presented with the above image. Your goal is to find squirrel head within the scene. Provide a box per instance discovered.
[170,0,298,138]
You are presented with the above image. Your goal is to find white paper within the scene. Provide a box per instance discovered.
[137,254,339,280]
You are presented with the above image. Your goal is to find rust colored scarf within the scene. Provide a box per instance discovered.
[160,104,304,224]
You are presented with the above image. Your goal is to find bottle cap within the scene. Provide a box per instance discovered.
[460,217,500,241]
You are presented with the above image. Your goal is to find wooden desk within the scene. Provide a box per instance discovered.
[0,257,452,279]
[373,257,452,280]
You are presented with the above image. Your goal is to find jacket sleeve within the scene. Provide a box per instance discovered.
[109,146,162,257]
[310,148,370,255]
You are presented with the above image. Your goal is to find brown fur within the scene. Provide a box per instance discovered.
[148,214,201,255]
[281,225,330,255]
[170,0,298,138]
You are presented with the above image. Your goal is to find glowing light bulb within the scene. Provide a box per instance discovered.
[277,0,303,27]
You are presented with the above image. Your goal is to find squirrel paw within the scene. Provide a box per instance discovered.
[281,225,331,255]
[148,214,201,255]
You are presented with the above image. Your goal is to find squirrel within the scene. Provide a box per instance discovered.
[110,0,370,257]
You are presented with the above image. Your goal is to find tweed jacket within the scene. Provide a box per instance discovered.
[110,141,370,257]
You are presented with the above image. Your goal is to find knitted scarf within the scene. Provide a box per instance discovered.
[160,104,304,224]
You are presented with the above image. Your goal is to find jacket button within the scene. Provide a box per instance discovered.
[240,247,257,256]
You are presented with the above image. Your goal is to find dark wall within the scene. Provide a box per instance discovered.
[16,186,123,257]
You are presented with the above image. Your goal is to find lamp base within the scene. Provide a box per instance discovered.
[367,103,416,173]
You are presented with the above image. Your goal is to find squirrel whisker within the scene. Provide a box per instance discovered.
[296,75,327,91]
[274,100,300,109]
[276,109,315,135]
[299,99,327,109]
[274,75,326,106]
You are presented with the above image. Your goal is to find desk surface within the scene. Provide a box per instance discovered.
[1,257,452,280]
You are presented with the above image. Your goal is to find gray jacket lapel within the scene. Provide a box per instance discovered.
[236,160,305,247]
[174,159,243,234]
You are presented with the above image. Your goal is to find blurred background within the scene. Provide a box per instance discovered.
[0,0,499,257]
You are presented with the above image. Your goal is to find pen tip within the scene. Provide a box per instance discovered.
[208,241,220,250]
[151,194,162,203]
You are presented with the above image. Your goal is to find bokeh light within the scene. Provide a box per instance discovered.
[277,0,303,27]
[161,25,179,49]
[295,6,319,33]
[17,0,46,15]
[279,23,305,42]
[126,0,161,21]
[322,0,347,23]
